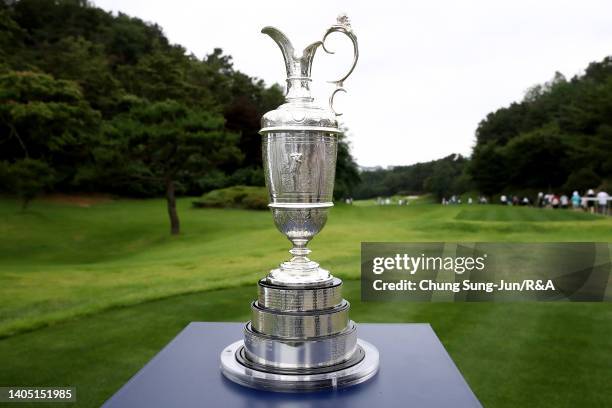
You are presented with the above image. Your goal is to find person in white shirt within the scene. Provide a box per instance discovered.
[596,190,609,214]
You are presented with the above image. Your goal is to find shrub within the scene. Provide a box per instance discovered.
[192,185,268,210]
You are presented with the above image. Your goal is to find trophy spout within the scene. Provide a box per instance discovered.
[261,26,322,101]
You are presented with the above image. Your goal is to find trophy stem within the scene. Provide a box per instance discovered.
[264,237,333,287]
[289,238,311,261]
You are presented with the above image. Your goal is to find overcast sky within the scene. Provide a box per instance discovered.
[95,0,612,167]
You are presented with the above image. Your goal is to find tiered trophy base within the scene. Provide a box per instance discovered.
[220,278,379,392]
[220,338,379,392]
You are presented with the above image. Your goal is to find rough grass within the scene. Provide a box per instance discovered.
[0,198,611,407]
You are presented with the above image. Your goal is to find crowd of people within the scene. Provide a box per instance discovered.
[439,189,611,215]
[499,190,610,214]
[441,196,487,205]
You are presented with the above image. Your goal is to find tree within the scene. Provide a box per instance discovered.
[334,129,360,199]
[468,143,506,196]
[202,49,285,170]
[470,62,612,195]
[424,161,454,200]
[0,71,101,195]
[36,36,122,113]
[0,158,55,209]
[0,0,362,213]
[503,125,570,189]
[106,100,242,234]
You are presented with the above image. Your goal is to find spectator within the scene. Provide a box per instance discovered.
[521,197,530,206]
[500,195,507,205]
[560,194,569,209]
[536,192,544,207]
[597,190,609,215]
[551,194,560,209]
[586,189,596,213]
[467,197,473,205]
[512,195,519,206]
[571,191,581,210]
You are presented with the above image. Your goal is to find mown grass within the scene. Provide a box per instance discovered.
[0,197,611,407]
[455,205,601,222]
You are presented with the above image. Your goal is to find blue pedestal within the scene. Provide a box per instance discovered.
[103,322,482,408]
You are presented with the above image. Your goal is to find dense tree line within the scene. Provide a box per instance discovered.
[470,62,612,196]
[0,0,360,233]
[356,58,612,200]
[353,154,471,200]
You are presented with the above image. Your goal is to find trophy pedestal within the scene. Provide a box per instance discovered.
[220,278,380,392]
[103,322,482,408]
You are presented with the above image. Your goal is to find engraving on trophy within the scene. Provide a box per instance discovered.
[289,152,303,165]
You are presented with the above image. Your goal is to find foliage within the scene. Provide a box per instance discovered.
[0,70,101,195]
[470,62,612,194]
[0,158,55,208]
[0,0,360,215]
[104,99,242,233]
[192,185,268,210]
[354,154,470,199]
[334,130,361,199]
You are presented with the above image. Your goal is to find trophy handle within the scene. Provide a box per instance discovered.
[321,14,359,116]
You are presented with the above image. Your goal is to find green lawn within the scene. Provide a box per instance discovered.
[0,197,611,407]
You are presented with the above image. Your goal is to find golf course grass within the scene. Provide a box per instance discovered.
[1,197,611,407]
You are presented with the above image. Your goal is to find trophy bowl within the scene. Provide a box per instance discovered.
[263,130,338,207]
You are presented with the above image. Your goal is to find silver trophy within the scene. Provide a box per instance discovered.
[220,15,379,392]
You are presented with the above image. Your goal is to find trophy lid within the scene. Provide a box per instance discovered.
[260,101,340,134]
[260,14,358,134]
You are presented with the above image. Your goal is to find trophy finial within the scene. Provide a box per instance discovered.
[337,13,351,27]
